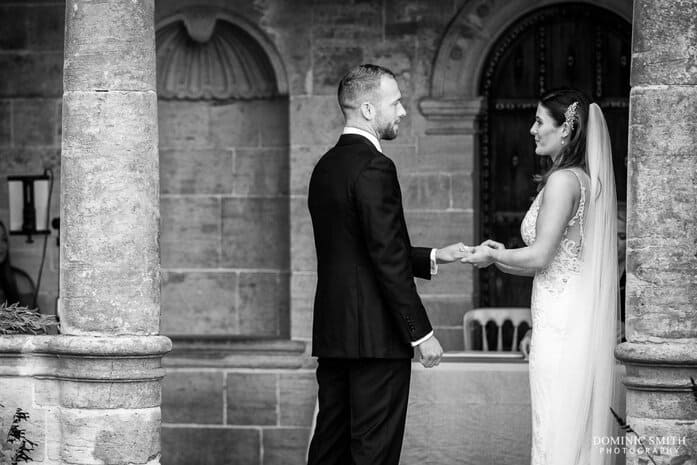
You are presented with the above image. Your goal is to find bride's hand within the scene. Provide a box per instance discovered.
[519,329,532,360]
[460,245,495,268]
[481,239,506,250]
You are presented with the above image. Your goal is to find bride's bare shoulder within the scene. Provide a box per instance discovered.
[543,169,582,198]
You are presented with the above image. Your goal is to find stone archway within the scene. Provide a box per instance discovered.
[419,0,632,131]
[422,0,632,104]
[152,9,307,465]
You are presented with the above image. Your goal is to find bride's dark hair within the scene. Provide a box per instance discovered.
[538,88,592,188]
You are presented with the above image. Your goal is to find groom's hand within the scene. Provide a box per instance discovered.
[460,245,496,268]
[435,242,471,264]
[416,335,443,368]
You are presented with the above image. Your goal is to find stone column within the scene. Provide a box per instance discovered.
[615,0,697,463]
[58,0,170,463]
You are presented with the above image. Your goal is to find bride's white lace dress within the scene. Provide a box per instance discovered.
[521,168,592,465]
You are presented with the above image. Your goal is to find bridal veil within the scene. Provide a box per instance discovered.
[544,103,619,465]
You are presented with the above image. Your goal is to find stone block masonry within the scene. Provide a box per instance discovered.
[161,342,316,465]
[158,97,291,339]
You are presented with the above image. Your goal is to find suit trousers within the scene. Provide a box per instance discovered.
[307,357,411,465]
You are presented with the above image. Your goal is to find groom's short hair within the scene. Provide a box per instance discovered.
[338,64,396,114]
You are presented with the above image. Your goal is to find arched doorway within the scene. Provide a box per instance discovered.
[478,3,631,307]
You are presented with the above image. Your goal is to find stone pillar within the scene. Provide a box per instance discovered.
[615,0,697,463]
[57,0,170,464]
[61,0,159,335]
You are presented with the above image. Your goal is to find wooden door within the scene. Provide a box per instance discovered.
[478,3,630,307]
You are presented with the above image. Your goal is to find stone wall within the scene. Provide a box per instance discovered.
[0,0,477,343]
[0,1,64,314]
[161,361,316,465]
[159,97,290,337]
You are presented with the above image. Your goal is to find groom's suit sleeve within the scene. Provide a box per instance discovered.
[354,155,433,345]
[411,247,432,279]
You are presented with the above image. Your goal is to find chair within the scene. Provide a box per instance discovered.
[463,307,531,351]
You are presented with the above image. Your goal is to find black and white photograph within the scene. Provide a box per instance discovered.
[0,0,695,464]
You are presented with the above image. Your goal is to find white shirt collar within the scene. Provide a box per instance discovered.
[342,127,382,152]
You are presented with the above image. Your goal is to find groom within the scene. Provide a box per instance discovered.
[307,64,467,465]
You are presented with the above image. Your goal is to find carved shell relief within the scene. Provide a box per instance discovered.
[156,11,279,100]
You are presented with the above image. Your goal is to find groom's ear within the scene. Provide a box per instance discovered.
[359,102,375,121]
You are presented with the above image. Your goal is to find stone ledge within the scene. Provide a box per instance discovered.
[163,336,312,369]
[418,97,484,135]
[0,334,172,356]
[0,335,171,381]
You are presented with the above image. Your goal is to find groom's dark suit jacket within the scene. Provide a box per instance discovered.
[308,134,433,359]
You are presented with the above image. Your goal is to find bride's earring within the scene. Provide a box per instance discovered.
[561,140,565,145]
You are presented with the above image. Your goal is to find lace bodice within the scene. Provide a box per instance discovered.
[521,169,587,294]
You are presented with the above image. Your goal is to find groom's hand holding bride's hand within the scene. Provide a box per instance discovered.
[435,242,471,263]
[460,239,505,268]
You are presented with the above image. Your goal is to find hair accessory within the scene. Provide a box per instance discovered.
[565,101,579,132]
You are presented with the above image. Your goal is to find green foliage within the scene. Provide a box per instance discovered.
[0,302,57,335]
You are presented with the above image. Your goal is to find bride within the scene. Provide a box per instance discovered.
[462,88,619,465]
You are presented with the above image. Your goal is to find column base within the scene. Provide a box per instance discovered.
[0,335,171,465]
[615,341,697,464]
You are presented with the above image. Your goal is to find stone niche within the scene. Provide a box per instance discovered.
[156,8,291,339]
[154,11,310,464]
